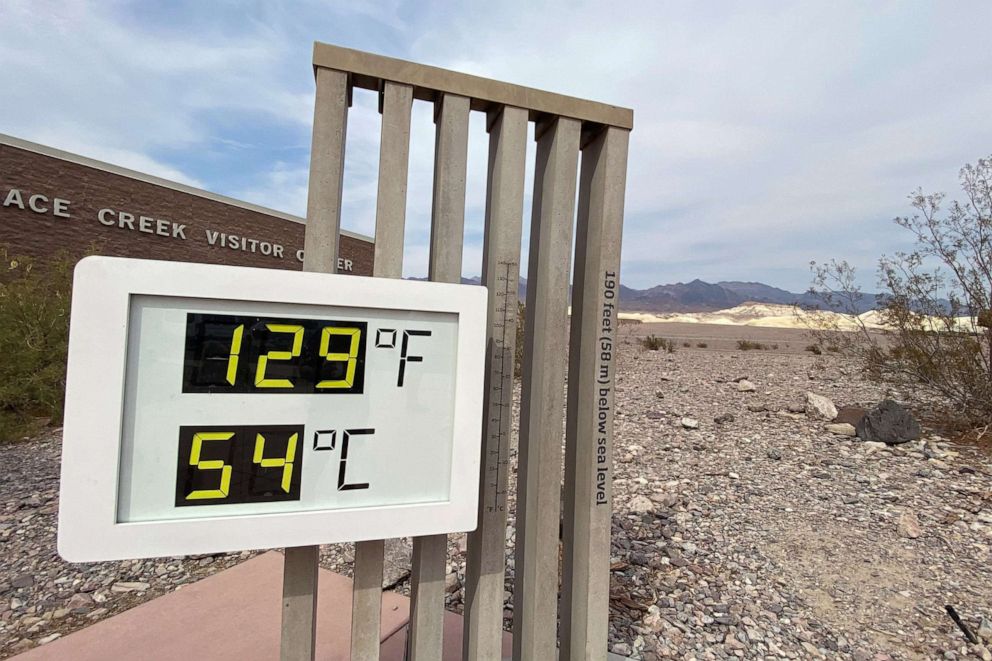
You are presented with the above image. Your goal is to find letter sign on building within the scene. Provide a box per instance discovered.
[58,257,486,561]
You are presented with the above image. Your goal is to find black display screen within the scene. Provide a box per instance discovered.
[175,425,304,507]
[182,313,367,394]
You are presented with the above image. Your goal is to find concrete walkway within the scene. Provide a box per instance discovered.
[11,552,511,660]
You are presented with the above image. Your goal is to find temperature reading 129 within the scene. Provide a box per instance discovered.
[183,313,433,394]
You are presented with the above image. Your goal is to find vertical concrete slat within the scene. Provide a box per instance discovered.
[349,81,413,661]
[513,116,581,661]
[462,105,529,661]
[408,91,470,661]
[282,65,350,661]
[302,67,349,274]
[560,127,630,660]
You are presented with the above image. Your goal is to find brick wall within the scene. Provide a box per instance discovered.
[0,143,374,275]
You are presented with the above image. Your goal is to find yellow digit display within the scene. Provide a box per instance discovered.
[225,324,244,386]
[176,425,304,507]
[317,327,362,389]
[254,324,303,388]
[185,431,234,500]
[253,432,298,493]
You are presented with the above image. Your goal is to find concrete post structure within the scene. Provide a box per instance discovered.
[462,105,529,661]
[513,117,581,661]
[301,42,632,661]
[282,64,349,661]
[349,80,415,661]
[561,126,630,661]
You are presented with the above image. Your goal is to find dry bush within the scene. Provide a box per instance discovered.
[809,155,992,429]
[736,340,769,351]
[641,335,676,353]
[0,248,75,441]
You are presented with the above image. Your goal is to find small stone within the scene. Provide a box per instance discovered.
[897,511,922,539]
[977,616,992,642]
[38,633,62,645]
[737,379,756,392]
[11,639,35,652]
[444,572,460,594]
[805,392,838,420]
[766,448,782,460]
[747,403,767,413]
[629,495,654,513]
[825,423,856,437]
[959,466,977,475]
[611,642,632,656]
[713,413,735,424]
[11,574,34,589]
[111,581,150,592]
[680,417,699,430]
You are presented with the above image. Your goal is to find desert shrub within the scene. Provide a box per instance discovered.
[641,335,676,353]
[736,340,768,351]
[805,344,822,355]
[682,341,691,348]
[810,154,992,429]
[696,342,708,348]
[0,249,75,441]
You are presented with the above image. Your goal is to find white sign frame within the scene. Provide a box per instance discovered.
[58,256,487,561]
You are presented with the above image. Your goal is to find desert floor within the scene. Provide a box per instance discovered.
[2,323,991,660]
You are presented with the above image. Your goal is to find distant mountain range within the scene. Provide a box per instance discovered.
[413,276,879,313]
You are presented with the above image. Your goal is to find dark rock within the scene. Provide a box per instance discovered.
[766,448,782,460]
[835,406,866,427]
[855,400,921,445]
[713,413,735,425]
[11,574,34,589]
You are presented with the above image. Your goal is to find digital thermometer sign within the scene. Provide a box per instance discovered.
[58,257,486,561]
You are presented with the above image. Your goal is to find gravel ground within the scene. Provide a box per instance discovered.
[2,335,991,659]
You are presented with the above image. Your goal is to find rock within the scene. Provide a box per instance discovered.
[856,400,921,444]
[611,642,632,656]
[383,538,413,587]
[11,574,34,589]
[737,379,756,392]
[67,592,94,611]
[825,423,857,437]
[111,581,150,592]
[805,392,838,420]
[835,406,867,426]
[444,572,460,593]
[978,616,992,642]
[766,448,782,460]
[629,495,654,513]
[38,633,61,645]
[747,403,767,413]
[11,639,34,652]
[897,511,922,539]
[713,413,735,424]
[680,417,699,430]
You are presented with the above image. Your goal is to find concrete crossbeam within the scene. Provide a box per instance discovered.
[312,42,632,130]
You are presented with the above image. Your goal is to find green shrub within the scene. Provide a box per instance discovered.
[736,339,769,351]
[641,335,676,353]
[0,249,74,441]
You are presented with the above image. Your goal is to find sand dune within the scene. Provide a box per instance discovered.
[620,303,974,331]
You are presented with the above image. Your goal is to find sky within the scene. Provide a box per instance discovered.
[1,0,990,291]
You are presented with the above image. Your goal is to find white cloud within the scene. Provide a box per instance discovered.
[2,0,991,290]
